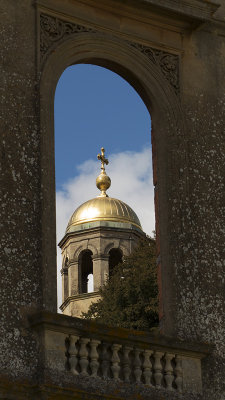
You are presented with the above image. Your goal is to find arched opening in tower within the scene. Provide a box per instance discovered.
[78,250,93,294]
[109,248,123,277]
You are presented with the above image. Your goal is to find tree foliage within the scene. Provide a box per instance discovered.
[82,236,159,331]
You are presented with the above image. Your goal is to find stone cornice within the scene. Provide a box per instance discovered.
[36,0,220,35]
[36,0,220,22]
[139,0,220,21]
[60,292,100,311]
[58,225,145,248]
[202,18,225,37]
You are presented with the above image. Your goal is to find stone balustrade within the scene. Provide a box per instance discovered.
[29,312,210,398]
[65,335,184,391]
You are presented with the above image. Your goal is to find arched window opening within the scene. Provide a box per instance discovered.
[55,64,155,314]
[109,248,123,278]
[78,250,93,294]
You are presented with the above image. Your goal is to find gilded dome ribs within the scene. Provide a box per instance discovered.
[66,197,142,233]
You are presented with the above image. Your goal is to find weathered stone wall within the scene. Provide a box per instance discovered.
[0,0,224,399]
[174,27,225,398]
[0,0,43,384]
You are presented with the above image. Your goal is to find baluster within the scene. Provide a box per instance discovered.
[153,351,164,388]
[65,337,70,371]
[90,339,100,377]
[122,346,132,383]
[164,353,175,390]
[111,344,121,380]
[101,342,110,378]
[143,350,153,385]
[175,355,183,393]
[79,337,90,375]
[69,335,79,375]
[133,348,142,383]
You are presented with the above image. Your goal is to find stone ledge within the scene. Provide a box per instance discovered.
[29,311,211,359]
[0,378,124,400]
[60,292,100,312]
[0,379,203,400]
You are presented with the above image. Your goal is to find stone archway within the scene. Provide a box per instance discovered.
[39,20,187,335]
[78,249,93,294]
[108,248,123,277]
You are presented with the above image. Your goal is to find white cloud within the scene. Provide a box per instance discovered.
[56,146,155,308]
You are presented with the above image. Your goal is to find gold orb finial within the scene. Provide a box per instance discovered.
[96,147,111,197]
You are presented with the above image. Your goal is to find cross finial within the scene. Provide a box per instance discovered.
[96,147,111,197]
[97,147,109,171]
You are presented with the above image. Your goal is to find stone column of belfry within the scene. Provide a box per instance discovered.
[92,253,109,291]
[61,265,68,303]
[59,147,145,317]
[68,260,79,296]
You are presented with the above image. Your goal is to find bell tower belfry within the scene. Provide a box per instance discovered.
[59,148,145,317]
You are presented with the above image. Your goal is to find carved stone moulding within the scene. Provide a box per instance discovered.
[40,13,95,60]
[129,42,179,94]
[39,13,180,95]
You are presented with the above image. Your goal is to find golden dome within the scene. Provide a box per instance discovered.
[66,147,142,233]
[66,196,142,233]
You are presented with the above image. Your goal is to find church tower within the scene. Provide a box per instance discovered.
[59,148,145,317]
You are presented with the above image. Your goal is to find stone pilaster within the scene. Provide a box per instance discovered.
[68,261,79,296]
[61,268,68,303]
[92,254,109,291]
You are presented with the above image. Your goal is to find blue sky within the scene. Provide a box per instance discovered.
[54,64,151,191]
